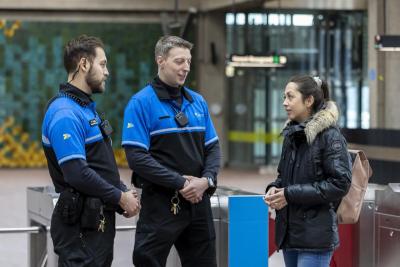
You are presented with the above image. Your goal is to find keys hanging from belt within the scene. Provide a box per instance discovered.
[98,205,106,232]
[170,191,181,215]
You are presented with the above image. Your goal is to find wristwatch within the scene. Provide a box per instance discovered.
[206,177,215,188]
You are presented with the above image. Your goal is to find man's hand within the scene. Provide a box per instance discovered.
[179,175,208,204]
[119,189,140,218]
[264,187,287,210]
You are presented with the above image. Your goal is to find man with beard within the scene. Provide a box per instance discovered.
[42,35,140,267]
[122,36,221,267]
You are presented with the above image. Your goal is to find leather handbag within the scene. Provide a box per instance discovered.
[337,149,373,224]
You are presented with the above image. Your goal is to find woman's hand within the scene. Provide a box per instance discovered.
[264,186,277,205]
[264,187,288,210]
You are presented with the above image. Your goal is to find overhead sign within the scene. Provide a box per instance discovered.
[227,55,287,68]
[375,35,400,51]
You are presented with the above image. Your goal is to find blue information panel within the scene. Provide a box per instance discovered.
[229,195,269,267]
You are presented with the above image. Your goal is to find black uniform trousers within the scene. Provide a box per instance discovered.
[133,186,216,267]
[50,209,116,267]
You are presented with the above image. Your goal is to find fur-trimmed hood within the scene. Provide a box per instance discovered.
[283,101,339,144]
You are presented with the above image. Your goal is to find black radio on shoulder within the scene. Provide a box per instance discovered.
[174,111,189,127]
[100,119,113,136]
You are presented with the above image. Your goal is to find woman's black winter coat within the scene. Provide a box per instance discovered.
[267,101,352,251]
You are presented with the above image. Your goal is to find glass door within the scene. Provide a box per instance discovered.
[226,11,367,167]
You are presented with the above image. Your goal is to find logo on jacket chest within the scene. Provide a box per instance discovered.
[89,118,98,127]
[194,112,204,118]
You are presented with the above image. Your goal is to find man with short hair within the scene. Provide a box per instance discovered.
[42,35,140,267]
[122,35,221,267]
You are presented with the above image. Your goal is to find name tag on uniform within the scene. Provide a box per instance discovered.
[89,119,98,127]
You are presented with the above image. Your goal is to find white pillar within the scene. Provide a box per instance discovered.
[196,11,228,164]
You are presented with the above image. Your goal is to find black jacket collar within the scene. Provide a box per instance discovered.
[59,83,93,106]
[150,76,193,102]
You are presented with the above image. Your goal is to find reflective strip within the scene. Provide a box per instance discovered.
[228,130,282,144]
[205,136,219,146]
[42,135,51,145]
[58,154,86,165]
[121,141,148,150]
[85,133,103,143]
[150,126,205,136]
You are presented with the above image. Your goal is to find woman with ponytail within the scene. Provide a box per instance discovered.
[264,75,352,267]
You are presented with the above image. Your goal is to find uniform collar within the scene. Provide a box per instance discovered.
[150,76,193,103]
[59,83,93,106]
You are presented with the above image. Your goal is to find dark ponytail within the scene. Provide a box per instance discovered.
[288,75,330,113]
[320,79,330,102]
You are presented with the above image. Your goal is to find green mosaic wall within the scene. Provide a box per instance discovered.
[0,20,196,167]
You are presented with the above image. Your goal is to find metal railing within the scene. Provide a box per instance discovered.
[0,225,136,234]
[0,225,137,267]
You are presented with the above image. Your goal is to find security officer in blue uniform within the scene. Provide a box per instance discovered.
[122,36,221,267]
[42,35,140,267]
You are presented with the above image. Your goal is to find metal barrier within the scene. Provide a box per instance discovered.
[0,225,137,267]
[26,186,141,267]
[229,195,269,267]
[356,183,387,267]
[27,186,57,267]
[0,226,44,234]
[166,186,256,267]
[374,183,400,267]
[0,186,260,267]
[0,225,136,234]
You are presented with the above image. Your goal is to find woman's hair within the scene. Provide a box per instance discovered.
[288,75,330,113]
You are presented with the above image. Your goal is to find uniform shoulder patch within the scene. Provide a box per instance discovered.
[63,133,71,140]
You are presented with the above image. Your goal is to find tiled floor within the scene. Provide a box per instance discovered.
[0,167,284,267]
